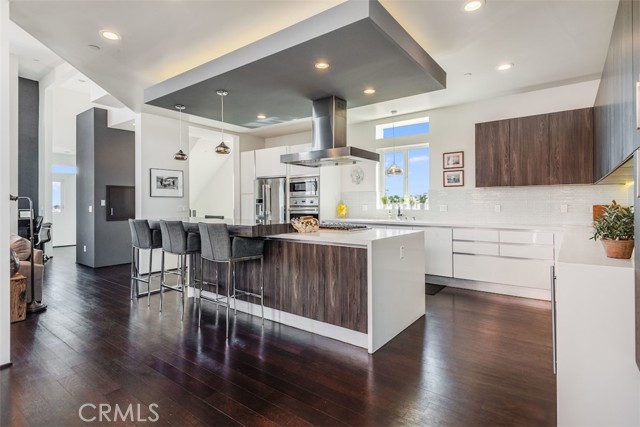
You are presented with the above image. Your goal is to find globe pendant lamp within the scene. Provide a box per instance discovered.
[173,104,188,161]
[215,90,231,155]
[386,110,403,176]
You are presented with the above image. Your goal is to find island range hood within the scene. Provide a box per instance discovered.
[280,96,379,168]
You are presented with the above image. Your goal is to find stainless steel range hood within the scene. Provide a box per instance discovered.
[280,96,379,167]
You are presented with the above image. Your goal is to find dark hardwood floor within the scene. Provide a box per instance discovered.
[1,247,556,426]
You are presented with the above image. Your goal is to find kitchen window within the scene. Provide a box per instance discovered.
[375,117,430,139]
[379,145,430,207]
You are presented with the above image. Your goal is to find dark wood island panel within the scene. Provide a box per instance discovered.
[205,239,368,333]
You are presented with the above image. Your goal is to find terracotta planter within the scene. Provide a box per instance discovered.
[601,239,634,259]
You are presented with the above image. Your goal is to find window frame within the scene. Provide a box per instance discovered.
[377,143,429,206]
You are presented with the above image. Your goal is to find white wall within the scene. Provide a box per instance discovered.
[1,0,12,367]
[135,113,190,219]
[188,130,236,219]
[9,55,17,235]
[51,153,76,246]
[335,79,631,225]
[51,86,91,154]
[265,131,311,148]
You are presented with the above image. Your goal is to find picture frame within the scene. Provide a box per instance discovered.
[443,170,464,187]
[150,168,184,198]
[443,151,464,169]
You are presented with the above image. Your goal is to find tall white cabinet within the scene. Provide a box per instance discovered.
[254,146,288,178]
[555,229,640,427]
[240,151,255,222]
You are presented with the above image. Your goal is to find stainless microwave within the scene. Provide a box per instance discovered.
[289,176,319,197]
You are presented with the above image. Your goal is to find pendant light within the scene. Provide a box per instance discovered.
[173,104,188,161]
[386,110,403,176]
[215,89,231,155]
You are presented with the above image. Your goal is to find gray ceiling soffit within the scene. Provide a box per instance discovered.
[144,0,446,129]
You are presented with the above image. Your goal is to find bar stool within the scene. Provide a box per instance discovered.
[128,219,162,306]
[159,220,201,321]
[197,223,265,338]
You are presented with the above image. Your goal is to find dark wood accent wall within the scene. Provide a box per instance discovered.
[475,120,510,187]
[509,114,550,186]
[594,0,635,182]
[549,108,594,185]
[202,239,368,333]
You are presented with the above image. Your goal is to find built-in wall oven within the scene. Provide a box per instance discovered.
[288,176,320,220]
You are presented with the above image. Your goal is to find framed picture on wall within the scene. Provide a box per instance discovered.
[443,170,464,187]
[443,151,464,169]
[150,168,184,198]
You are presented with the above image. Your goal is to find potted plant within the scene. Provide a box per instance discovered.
[380,195,389,208]
[591,200,634,259]
[418,194,428,210]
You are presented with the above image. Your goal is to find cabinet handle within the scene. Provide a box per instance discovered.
[550,265,557,375]
[110,207,114,216]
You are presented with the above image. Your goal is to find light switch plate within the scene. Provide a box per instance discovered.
[101,200,106,206]
[494,204,501,213]
[560,204,568,213]
[362,205,368,212]
[439,205,448,212]
[88,205,92,213]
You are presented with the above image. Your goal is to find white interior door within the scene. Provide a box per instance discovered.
[51,173,76,247]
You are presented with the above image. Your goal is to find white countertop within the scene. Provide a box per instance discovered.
[269,228,422,247]
[329,218,565,231]
[558,226,634,269]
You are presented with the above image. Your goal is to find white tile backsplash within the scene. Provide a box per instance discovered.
[337,184,633,226]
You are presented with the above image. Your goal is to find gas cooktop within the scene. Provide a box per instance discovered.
[319,222,371,231]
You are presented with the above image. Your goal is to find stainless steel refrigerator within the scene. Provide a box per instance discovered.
[254,177,286,224]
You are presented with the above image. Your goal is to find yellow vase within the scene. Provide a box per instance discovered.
[337,202,348,218]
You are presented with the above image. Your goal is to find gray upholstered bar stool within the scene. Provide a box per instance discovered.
[198,223,265,338]
[128,219,162,306]
[159,220,201,321]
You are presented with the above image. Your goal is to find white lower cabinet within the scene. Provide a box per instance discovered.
[420,227,453,277]
[453,254,552,290]
[556,237,640,426]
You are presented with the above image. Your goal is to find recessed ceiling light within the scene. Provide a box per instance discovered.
[78,79,87,83]
[462,0,485,12]
[496,62,514,71]
[257,114,266,120]
[99,30,121,41]
[315,61,330,70]
[88,44,101,51]
[363,88,376,94]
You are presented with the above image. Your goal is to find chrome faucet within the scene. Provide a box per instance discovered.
[397,206,404,219]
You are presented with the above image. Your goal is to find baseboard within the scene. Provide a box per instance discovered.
[0,362,13,370]
[425,274,551,301]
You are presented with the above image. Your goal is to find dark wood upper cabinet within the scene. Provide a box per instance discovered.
[549,108,594,185]
[475,120,510,187]
[594,0,635,181]
[509,114,550,186]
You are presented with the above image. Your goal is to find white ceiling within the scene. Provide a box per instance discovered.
[8,20,63,80]
[9,0,618,137]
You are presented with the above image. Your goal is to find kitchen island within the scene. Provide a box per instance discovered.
[202,227,425,353]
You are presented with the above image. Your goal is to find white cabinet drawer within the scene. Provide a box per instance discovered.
[453,228,499,242]
[499,244,554,260]
[453,241,499,256]
[499,230,554,245]
[453,254,552,290]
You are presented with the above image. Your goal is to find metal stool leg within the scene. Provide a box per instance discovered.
[160,251,165,312]
[199,258,204,327]
[260,256,265,324]
[148,248,153,307]
[181,254,186,322]
[226,261,231,340]
[232,262,237,316]
[135,248,141,297]
[130,246,135,300]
